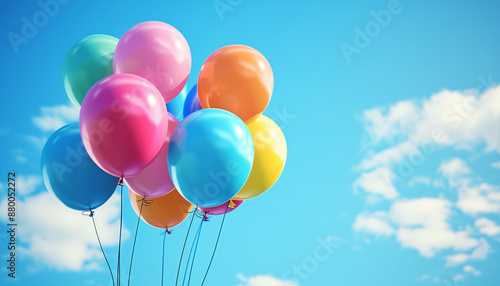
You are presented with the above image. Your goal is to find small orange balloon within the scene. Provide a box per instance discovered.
[198,45,273,123]
[129,188,193,229]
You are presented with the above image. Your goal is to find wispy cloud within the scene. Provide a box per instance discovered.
[353,212,395,237]
[24,134,48,150]
[352,167,398,200]
[352,84,500,275]
[439,158,500,215]
[17,175,42,196]
[32,104,79,132]
[445,238,490,267]
[237,274,298,286]
[0,191,127,271]
[463,265,482,276]
[360,85,500,153]
[474,218,500,236]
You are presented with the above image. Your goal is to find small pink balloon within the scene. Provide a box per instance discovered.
[80,73,168,178]
[125,113,179,198]
[199,200,244,216]
[114,21,191,103]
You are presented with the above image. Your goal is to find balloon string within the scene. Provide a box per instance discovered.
[87,210,116,286]
[200,203,229,286]
[175,210,197,286]
[161,229,167,286]
[187,217,204,286]
[182,215,204,286]
[117,180,124,286]
[127,195,146,286]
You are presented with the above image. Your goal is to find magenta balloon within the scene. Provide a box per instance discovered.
[80,73,168,178]
[199,200,244,216]
[125,113,179,198]
[114,21,191,103]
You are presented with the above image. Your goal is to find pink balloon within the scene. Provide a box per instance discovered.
[125,113,179,198]
[80,73,168,178]
[114,21,191,103]
[199,200,244,216]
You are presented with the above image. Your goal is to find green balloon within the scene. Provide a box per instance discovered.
[62,34,118,108]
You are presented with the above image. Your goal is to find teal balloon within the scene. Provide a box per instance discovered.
[62,34,118,108]
[166,85,188,120]
[183,84,202,118]
[41,123,119,211]
[168,109,254,208]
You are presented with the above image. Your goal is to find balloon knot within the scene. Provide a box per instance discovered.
[81,210,94,217]
[118,177,124,186]
[203,214,209,222]
[228,200,236,209]
[166,228,172,235]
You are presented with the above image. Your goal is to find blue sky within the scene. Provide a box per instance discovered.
[1,0,500,285]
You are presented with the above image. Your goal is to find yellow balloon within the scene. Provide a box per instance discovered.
[233,115,287,200]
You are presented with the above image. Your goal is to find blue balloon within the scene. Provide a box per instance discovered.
[183,84,202,118]
[41,123,119,211]
[168,109,254,208]
[167,85,188,120]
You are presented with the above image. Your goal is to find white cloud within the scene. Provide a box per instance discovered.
[353,212,395,237]
[445,253,468,266]
[407,176,432,187]
[356,86,500,175]
[17,175,42,196]
[492,161,500,169]
[453,274,466,282]
[389,198,451,229]
[324,235,344,245]
[354,198,479,258]
[12,149,28,163]
[456,182,500,215]
[391,198,479,258]
[437,158,500,215]
[24,134,48,150]
[32,104,79,132]
[438,158,471,179]
[475,218,500,236]
[463,265,482,276]
[15,155,27,163]
[396,227,477,258]
[361,86,500,153]
[418,274,430,281]
[356,141,419,171]
[0,192,127,271]
[237,274,298,286]
[362,100,419,144]
[445,238,490,267]
[352,167,399,200]
[353,85,500,276]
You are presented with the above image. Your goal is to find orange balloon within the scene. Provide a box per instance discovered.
[198,45,273,123]
[129,188,193,229]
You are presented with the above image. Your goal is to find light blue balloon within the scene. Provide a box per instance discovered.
[166,85,188,120]
[41,123,119,211]
[168,109,254,208]
[183,84,202,118]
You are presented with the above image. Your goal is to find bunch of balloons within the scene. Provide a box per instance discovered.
[42,20,287,233]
